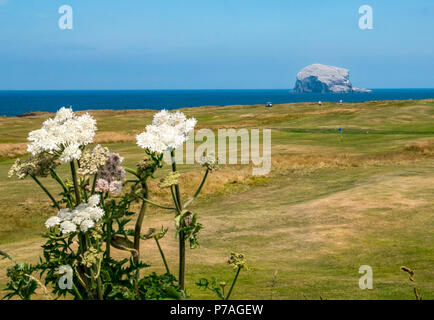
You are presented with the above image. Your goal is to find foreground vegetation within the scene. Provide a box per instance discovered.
[1,99,433,299]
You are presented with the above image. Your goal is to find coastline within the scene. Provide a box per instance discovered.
[1,89,434,117]
[5,97,434,119]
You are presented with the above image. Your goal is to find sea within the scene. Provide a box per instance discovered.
[1,89,434,117]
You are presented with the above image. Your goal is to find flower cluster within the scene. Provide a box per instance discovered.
[8,154,59,179]
[82,248,103,268]
[136,110,197,153]
[159,171,180,188]
[77,145,108,176]
[27,107,97,163]
[227,252,248,270]
[199,153,219,172]
[94,152,126,194]
[45,195,104,234]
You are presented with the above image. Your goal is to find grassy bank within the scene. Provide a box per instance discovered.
[1,99,433,299]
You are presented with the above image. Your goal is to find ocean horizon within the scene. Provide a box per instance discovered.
[1,89,434,117]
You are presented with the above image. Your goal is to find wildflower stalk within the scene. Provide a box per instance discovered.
[225,266,241,300]
[124,167,139,178]
[134,181,148,263]
[183,169,209,209]
[91,173,98,195]
[72,283,84,300]
[155,237,170,275]
[70,160,81,204]
[85,233,103,300]
[132,178,149,299]
[170,186,182,212]
[30,174,60,210]
[50,169,74,206]
[170,149,186,293]
[138,195,176,210]
[101,194,111,258]
[95,263,103,300]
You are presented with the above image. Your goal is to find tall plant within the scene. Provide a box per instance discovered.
[3,107,215,300]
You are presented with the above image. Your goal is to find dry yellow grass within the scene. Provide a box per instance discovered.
[0,143,28,159]
[94,131,136,143]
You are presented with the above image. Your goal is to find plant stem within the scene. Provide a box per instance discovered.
[124,167,139,178]
[72,284,84,300]
[91,173,98,195]
[134,181,148,263]
[170,186,182,212]
[170,151,182,207]
[138,196,176,210]
[154,237,170,274]
[183,169,209,209]
[70,160,81,204]
[30,175,60,210]
[85,234,103,300]
[170,149,186,293]
[50,169,74,207]
[133,179,149,299]
[225,266,241,300]
[101,195,111,258]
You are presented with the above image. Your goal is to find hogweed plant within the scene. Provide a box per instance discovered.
[196,252,249,300]
[2,107,221,300]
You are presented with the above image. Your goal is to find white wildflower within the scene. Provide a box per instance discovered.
[45,216,61,228]
[59,143,82,163]
[80,219,95,232]
[57,208,73,221]
[136,110,197,153]
[47,196,104,234]
[71,211,91,225]
[87,206,104,222]
[87,195,100,207]
[27,107,97,163]
[59,221,77,234]
[152,109,171,126]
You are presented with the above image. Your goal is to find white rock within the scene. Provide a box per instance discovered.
[293,64,371,93]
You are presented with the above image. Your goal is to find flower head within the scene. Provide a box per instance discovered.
[59,221,77,234]
[199,153,219,172]
[27,107,97,163]
[77,145,108,176]
[45,196,105,234]
[80,219,95,232]
[8,154,59,179]
[227,252,248,270]
[94,152,125,194]
[136,110,197,153]
[159,171,180,188]
[45,216,61,228]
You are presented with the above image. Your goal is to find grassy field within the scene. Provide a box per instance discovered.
[0,99,433,299]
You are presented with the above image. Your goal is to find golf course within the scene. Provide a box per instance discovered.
[1,99,433,299]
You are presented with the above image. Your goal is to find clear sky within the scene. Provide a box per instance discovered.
[0,0,433,89]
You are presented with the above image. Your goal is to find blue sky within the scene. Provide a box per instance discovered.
[0,0,433,89]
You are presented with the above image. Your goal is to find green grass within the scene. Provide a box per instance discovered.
[0,99,433,299]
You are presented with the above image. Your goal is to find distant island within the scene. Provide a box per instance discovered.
[293,64,372,93]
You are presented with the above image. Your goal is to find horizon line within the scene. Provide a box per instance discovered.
[1,88,434,91]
